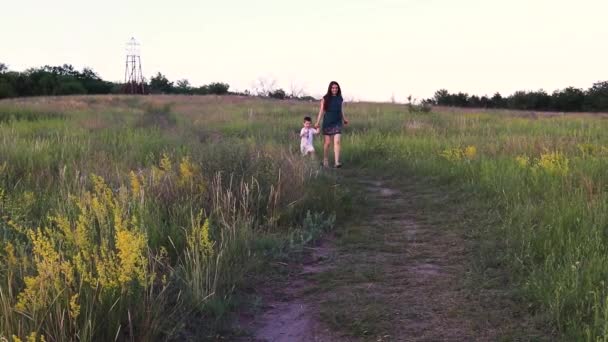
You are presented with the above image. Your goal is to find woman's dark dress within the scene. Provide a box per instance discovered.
[322,95,343,136]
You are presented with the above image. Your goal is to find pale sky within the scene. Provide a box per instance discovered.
[2,0,607,102]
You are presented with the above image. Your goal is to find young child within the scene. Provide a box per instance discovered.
[300,116,319,156]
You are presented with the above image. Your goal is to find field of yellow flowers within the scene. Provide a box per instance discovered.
[2,95,608,340]
[0,96,345,341]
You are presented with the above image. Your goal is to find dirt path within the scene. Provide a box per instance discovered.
[243,175,506,341]
[243,240,342,342]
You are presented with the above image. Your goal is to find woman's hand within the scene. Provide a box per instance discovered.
[343,119,349,125]
[314,123,320,129]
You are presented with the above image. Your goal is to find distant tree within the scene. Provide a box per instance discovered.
[149,72,174,94]
[78,67,113,94]
[300,95,317,101]
[434,89,450,105]
[532,90,552,110]
[111,82,125,94]
[490,92,506,108]
[80,67,98,79]
[13,73,34,96]
[37,74,58,95]
[182,82,229,95]
[508,91,528,110]
[0,79,16,99]
[479,95,490,108]
[507,90,551,110]
[175,79,191,94]
[46,64,77,78]
[469,95,481,108]
[0,63,7,73]
[552,87,585,112]
[421,98,435,106]
[192,85,208,95]
[584,81,608,112]
[453,92,469,107]
[268,88,286,100]
[206,82,229,95]
[57,81,87,95]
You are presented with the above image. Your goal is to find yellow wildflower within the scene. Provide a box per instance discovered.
[117,185,129,208]
[115,214,147,286]
[440,147,464,162]
[73,253,93,285]
[464,145,477,160]
[129,171,142,200]
[188,213,214,258]
[90,196,108,227]
[16,230,75,312]
[50,215,73,245]
[151,166,164,186]
[115,228,147,285]
[95,248,120,290]
[26,332,41,342]
[20,191,35,210]
[69,294,80,320]
[179,156,196,187]
[577,143,600,157]
[6,218,26,235]
[537,151,569,176]
[159,153,172,172]
[4,242,18,267]
[515,155,529,168]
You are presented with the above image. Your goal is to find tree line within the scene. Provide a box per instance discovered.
[0,63,114,98]
[147,72,230,96]
[0,63,318,101]
[427,82,608,112]
[0,63,234,99]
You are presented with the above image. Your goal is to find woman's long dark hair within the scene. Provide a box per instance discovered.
[323,81,342,111]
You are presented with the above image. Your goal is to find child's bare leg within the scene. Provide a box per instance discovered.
[333,134,341,166]
[323,135,331,166]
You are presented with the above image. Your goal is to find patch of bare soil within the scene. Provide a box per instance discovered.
[236,239,347,342]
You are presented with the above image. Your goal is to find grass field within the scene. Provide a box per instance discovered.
[0,95,347,341]
[1,95,608,340]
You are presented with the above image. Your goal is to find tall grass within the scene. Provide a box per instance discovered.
[0,96,344,341]
[342,109,608,340]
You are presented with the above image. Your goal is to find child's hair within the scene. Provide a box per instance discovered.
[303,116,312,122]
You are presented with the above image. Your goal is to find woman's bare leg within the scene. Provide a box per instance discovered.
[323,135,331,166]
[333,134,341,166]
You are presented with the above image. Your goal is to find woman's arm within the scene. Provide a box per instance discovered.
[342,101,349,125]
[315,99,324,128]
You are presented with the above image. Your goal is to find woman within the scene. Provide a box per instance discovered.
[315,81,349,168]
